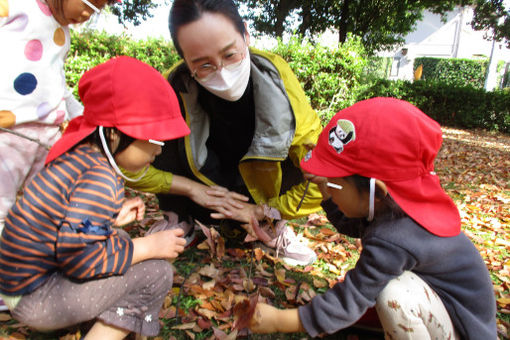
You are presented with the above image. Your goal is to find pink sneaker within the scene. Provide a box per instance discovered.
[263,222,317,266]
[147,211,197,248]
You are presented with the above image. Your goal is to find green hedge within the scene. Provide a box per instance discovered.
[67,30,179,96]
[271,35,368,122]
[413,57,488,88]
[356,79,510,133]
[66,30,509,133]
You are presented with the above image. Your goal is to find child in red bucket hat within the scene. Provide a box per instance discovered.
[248,97,496,339]
[0,56,190,339]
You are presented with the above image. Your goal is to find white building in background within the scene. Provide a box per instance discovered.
[382,7,510,90]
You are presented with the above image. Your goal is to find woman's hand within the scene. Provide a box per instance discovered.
[249,303,304,334]
[170,175,250,218]
[113,197,145,226]
[210,201,264,224]
[202,185,252,217]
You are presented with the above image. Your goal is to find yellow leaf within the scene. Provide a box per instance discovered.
[0,0,8,17]
[497,297,510,305]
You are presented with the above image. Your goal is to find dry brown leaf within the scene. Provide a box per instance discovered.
[232,294,258,330]
[0,313,11,322]
[171,322,197,330]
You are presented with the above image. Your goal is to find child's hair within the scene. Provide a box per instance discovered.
[84,127,135,157]
[50,0,118,19]
[347,175,407,220]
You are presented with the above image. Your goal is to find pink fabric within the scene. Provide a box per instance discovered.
[0,124,61,232]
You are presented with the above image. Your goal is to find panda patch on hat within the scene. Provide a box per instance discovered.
[328,119,355,153]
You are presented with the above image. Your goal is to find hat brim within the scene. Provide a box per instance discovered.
[117,114,190,142]
[301,146,353,178]
[45,117,96,164]
[46,113,192,165]
[301,150,460,237]
[386,174,460,237]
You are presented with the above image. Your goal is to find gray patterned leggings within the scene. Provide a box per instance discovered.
[11,259,173,337]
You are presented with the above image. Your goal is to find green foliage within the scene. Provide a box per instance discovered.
[108,0,160,27]
[414,57,489,88]
[364,56,393,79]
[66,30,179,97]
[271,35,368,122]
[67,30,509,133]
[471,0,510,48]
[356,78,510,132]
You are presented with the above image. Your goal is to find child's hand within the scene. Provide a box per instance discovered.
[114,197,145,226]
[131,228,186,264]
[150,229,186,259]
[249,303,303,334]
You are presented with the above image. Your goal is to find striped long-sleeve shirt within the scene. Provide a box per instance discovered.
[0,144,134,296]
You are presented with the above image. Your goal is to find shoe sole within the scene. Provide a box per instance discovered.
[184,230,199,248]
[253,242,317,266]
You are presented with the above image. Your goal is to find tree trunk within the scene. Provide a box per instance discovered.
[338,0,350,43]
[275,0,299,37]
[299,1,312,36]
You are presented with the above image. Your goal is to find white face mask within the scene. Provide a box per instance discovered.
[196,48,251,102]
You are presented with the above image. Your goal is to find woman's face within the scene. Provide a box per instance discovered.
[176,12,249,77]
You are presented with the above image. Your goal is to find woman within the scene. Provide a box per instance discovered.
[125,0,323,266]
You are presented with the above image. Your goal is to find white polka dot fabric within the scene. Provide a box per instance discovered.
[0,0,79,127]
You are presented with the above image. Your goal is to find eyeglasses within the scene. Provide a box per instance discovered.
[191,49,246,81]
[326,182,343,190]
[148,139,164,146]
[81,0,101,13]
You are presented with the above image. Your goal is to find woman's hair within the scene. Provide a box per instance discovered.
[85,127,135,157]
[348,175,408,220]
[169,0,246,57]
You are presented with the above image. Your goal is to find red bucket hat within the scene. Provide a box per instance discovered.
[46,56,190,164]
[301,97,460,237]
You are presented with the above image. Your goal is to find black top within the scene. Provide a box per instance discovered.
[197,80,255,197]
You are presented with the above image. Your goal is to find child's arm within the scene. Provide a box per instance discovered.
[56,166,134,279]
[249,303,305,334]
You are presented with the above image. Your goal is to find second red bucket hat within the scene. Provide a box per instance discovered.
[301,97,460,237]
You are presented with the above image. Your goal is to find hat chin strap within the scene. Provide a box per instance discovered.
[367,178,376,221]
[99,126,148,182]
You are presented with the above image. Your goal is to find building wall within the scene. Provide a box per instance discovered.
[383,7,509,89]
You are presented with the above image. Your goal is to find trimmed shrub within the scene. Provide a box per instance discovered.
[356,79,510,133]
[66,30,179,96]
[413,57,488,88]
[271,35,368,123]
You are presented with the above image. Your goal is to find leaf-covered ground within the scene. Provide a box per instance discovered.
[0,127,508,340]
